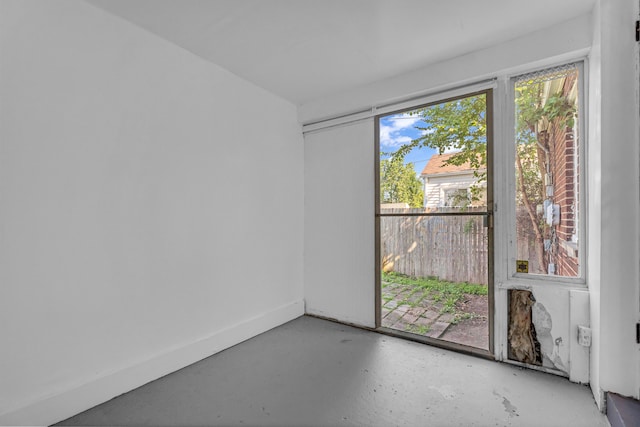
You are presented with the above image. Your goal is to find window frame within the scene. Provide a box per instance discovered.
[442,187,471,207]
[504,60,587,286]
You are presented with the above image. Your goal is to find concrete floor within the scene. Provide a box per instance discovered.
[56,316,607,427]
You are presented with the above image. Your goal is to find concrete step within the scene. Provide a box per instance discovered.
[608,392,640,427]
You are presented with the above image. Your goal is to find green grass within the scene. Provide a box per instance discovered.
[452,312,476,324]
[406,324,431,335]
[382,271,488,295]
[382,271,487,317]
[397,287,428,307]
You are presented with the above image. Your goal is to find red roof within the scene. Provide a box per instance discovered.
[421,152,478,176]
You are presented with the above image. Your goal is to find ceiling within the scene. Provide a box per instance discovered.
[85,0,595,106]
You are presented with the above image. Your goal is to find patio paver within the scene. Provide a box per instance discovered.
[381,280,489,350]
[425,321,450,339]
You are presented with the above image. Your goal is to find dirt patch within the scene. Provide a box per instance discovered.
[439,294,489,350]
[382,279,490,350]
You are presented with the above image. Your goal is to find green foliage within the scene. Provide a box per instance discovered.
[408,94,486,174]
[382,271,488,295]
[513,75,578,273]
[515,82,576,197]
[403,94,487,164]
[516,82,576,133]
[543,93,576,127]
[515,138,544,208]
[380,156,424,207]
[407,324,431,334]
[382,272,487,300]
[381,73,577,274]
[447,188,472,208]
[463,218,475,234]
[382,271,487,320]
[515,82,545,132]
[388,94,488,204]
[452,312,476,325]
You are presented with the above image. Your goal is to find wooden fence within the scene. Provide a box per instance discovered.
[380,208,488,285]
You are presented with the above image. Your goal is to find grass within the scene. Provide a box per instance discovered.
[407,324,431,335]
[382,271,487,316]
[452,312,476,325]
[382,271,488,295]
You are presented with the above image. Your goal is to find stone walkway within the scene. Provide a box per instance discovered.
[381,281,489,349]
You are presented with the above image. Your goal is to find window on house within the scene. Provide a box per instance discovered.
[512,63,583,278]
[443,187,471,207]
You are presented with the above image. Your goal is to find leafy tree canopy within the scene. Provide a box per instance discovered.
[397,94,487,172]
[380,156,424,208]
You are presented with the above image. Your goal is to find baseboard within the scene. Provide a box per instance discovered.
[304,307,375,329]
[0,300,304,427]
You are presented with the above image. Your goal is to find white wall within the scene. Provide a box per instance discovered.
[299,13,592,125]
[301,15,592,330]
[424,173,477,208]
[587,0,604,407]
[301,4,640,404]
[304,120,375,327]
[304,0,639,408]
[0,1,303,424]
[593,0,640,403]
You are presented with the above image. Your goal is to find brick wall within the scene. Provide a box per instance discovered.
[548,74,579,277]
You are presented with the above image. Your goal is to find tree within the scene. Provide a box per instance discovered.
[390,82,576,273]
[401,94,488,204]
[515,80,575,273]
[380,156,424,208]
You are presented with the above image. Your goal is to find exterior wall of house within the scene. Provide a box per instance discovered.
[543,72,580,278]
[549,122,579,277]
[424,173,477,208]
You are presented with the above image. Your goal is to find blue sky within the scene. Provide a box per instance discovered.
[379,112,437,177]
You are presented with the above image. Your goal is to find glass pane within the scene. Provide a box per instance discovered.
[514,65,580,277]
[378,92,489,350]
[379,93,488,213]
[380,215,489,350]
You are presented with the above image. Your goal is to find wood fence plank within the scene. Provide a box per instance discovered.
[381,208,488,285]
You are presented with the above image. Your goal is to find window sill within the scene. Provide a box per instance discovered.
[499,274,587,290]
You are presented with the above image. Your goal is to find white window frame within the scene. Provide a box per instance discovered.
[499,60,587,287]
[442,187,471,207]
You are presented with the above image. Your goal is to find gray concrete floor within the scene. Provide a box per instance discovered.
[56,316,607,427]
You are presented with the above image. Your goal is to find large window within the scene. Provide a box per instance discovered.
[512,63,583,279]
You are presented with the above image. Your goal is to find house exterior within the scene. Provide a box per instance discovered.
[514,67,580,277]
[420,152,486,208]
[546,72,579,277]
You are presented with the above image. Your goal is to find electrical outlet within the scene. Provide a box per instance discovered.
[577,325,591,347]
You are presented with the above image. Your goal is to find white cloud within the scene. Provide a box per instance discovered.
[443,145,462,154]
[380,113,423,149]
